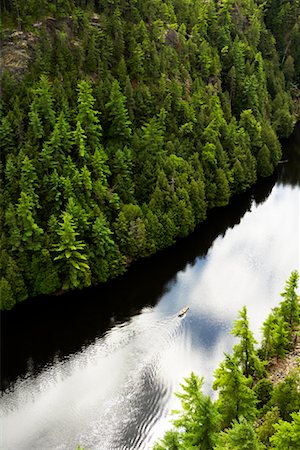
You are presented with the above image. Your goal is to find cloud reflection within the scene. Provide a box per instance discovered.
[1,184,299,450]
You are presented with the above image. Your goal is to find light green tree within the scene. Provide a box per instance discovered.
[173,372,220,450]
[270,411,300,450]
[105,79,132,143]
[214,417,263,450]
[77,80,102,151]
[52,212,91,290]
[213,354,258,428]
[231,306,265,378]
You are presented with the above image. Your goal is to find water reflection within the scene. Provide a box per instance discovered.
[1,125,299,449]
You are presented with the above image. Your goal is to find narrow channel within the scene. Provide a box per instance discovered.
[1,125,299,449]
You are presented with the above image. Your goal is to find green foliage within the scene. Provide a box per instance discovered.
[173,373,220,450]
[0,0,297,306]
[153,430,180,450]
[154,373,220,450]
[278,270,300,329]
[269,373,300,422]
[213,354,258,428]
[0,277,15,310]
[214,417,263,450]
[105,79,132,143]
[256,406,281,446]
[231,306,265,378]
[154,272,299,449]
[260,271,300,361]
[270,411,300,450]
[253,378,274,410]
[52,212,91,290]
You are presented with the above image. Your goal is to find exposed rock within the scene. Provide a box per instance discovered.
[268,337,300,385]
[1,14,101,79]
[165,29,180,49]
[0,30,38,78]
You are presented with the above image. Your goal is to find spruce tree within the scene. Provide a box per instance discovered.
[213,354,258,428]
[173,372,220,450]
[52,212,91,290]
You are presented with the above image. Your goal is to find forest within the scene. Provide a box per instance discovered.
[152,271,300,450]
[1,0,300,309]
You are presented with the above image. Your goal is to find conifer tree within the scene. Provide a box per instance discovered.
[105,79,132,143]
[231,306,264,378]
[214,417,263,450]
[173,372,220,450]
[0,277,15,310]
[213,354,258,428]
[278,270,300,329]
[270,411,300,450]
[77,80,102,152]
[29,75,56,137]
[52,212,91,290]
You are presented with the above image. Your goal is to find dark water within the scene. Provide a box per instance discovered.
[1,125,300,449]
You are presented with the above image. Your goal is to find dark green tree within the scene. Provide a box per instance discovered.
[105,79,132,143]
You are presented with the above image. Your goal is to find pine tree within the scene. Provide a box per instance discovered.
[270,374,300,422]
[0,277,15,310]
[214,417,263,450]
[256,406,280,445]
[173,372,220,450]
[213,354,258,428]
[0,116,15,158]
[77,80,102,152]
[29,75,56,137]
[278,270,300,329]
[105,79,132,143]
[231,306,264,378]
[270,411,300,450]
[153,430,181,450]
[257,144,273,177]
[16,192,44,251]
[214,168,230,207]
[52,212,91,290]
[40,112,71,172]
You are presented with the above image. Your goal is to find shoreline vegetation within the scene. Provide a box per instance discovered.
[152,270,300,450]
[1,0,300,310]
[75,271,300,449]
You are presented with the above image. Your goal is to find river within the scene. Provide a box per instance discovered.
[1,125,300,450]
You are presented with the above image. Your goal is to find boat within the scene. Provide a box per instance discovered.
[178,306,189,317]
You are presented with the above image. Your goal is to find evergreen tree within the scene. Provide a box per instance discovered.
[173,372,220,450]
[231,306,264,378]
[29,75,56,137]
[52,212,91,290]
[214,417,263,450]
[0,277,15,310]
[270,374,300,422]
[77,79,102,152]
[213,354,258,428]
[256,406,281,446]
[153,430,181,450]
[278,270,300,329]
[270,411,300,450]
[105,79,132,143]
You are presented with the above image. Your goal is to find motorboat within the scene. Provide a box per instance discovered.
[178,306,189,317]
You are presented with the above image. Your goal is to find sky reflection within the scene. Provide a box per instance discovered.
[1,182,299,450]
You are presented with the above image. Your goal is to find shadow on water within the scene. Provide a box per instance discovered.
[278,123,300,188]
[1,123,299,392]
